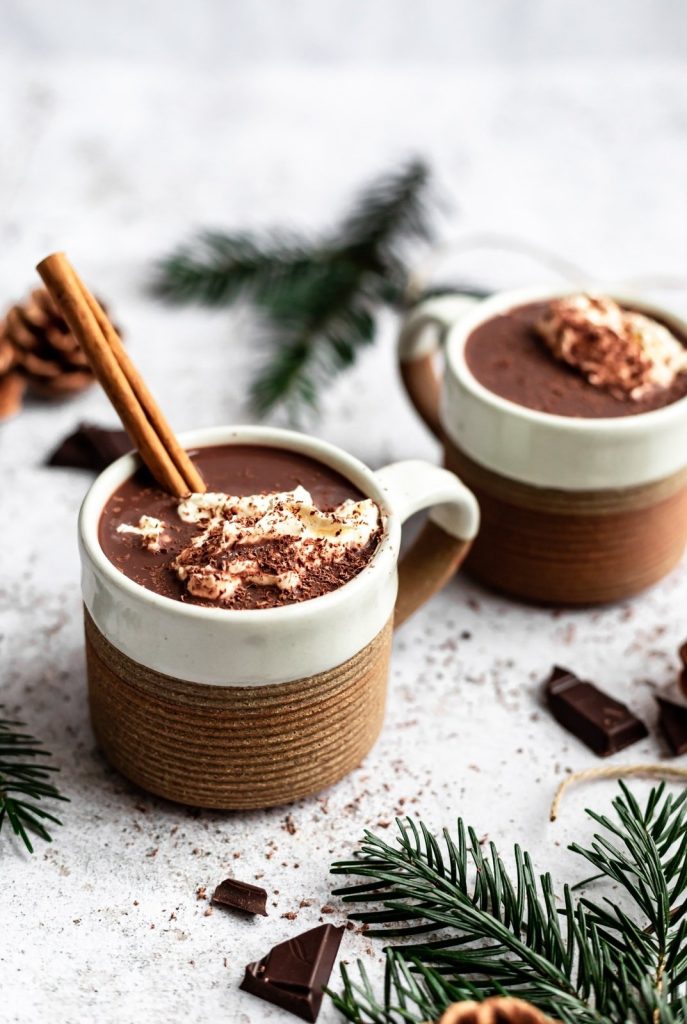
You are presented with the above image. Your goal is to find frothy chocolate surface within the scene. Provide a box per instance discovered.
[99,444,381,609]
[465,300,687,417]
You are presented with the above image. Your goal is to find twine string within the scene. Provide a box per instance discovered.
[550,764,687,822]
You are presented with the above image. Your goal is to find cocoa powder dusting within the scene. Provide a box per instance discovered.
[465,299,687,418]
[99,444,382,609]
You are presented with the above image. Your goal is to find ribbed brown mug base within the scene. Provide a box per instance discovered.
[445,443,687,605]
[85,609,392,809]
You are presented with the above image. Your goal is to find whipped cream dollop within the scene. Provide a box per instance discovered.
[535,294,687,400]
[116,515,167,552]
[167,486,381,603]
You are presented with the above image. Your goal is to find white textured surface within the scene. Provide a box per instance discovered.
[3,0,687,66]
[2,54,687,1024]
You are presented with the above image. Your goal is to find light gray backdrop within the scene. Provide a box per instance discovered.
[1,0,685,64]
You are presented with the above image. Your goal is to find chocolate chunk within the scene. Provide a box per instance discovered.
[656,696,687,756]
[545,665,648,757]
[47,423,131,472]
[241,923,344,1022]
[212,878,267,916]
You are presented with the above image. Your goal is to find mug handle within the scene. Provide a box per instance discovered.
[398,294,482,440]
[375,460,480,627]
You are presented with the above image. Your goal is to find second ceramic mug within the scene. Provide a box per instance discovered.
[79,425,479,809]
[399,288,687,605]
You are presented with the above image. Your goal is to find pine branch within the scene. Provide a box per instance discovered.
[250,261,376,417]
[328,784,687,1024]
[335,952,489,1024]
[0,711,68,854]
[571,785,687,1015]
[150,160,444,416]
[335,159,433,286]
[150,231,320,308]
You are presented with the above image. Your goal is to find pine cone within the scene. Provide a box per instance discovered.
[0,334,25,421]
[2,287,96,397]
[437,997,555,1024]
[0,287,121,420]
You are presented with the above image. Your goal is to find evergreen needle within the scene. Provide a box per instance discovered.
[151,160,487,418]
[0,711,68,854]
[328,783,687,1023]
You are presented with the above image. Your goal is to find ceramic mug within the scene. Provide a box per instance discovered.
[79,425,479,809]
[399,288,687,605]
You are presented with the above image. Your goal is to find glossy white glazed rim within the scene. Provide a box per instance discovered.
[79,425,478,686]
[400,288,687,490]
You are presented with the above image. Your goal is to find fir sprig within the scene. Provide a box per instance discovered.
[329,783,687,1023]
[0,711,68,853]
[151,161,479,417]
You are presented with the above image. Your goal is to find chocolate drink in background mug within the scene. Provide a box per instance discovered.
[79,425,479,810]
[398,289,687,605]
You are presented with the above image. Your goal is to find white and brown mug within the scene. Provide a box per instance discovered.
[399,288,687,605]
[78,425,479,809]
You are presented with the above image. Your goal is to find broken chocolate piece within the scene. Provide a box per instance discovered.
[656,696,687,756]
[679,642,687,697]
[241,922,344,1022]
[47,423,131,472]
[545,665,648,757]
[212,878,267,916]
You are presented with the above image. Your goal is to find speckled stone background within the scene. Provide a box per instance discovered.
[3,4,687,1022]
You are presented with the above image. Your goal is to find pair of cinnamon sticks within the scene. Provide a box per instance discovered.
[37,253,205,498]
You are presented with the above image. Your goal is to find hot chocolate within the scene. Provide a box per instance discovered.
[99,444,383,609]
[465,295,687,418]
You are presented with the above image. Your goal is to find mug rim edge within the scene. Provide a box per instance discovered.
[78,424,401,626]
[444,285,687,435]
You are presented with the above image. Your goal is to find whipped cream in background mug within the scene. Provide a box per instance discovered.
[535,293,687,401]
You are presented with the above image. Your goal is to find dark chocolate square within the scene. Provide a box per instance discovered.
[545,665,648,757]
[657,696,687,756]
[47,423,131,472]
[241,923,344,1022]
[212,878,267,916]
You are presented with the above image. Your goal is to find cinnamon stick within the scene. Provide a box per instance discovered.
[72,272,205,493]
[37,253,205,498]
